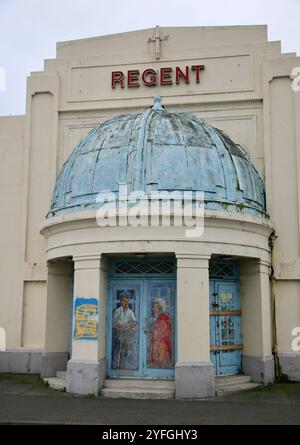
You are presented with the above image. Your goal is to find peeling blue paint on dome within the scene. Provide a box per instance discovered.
[47,97,267,218]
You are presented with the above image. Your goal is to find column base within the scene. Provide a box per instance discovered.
[175,361,215,399]
[41,352,68,378]
[67,358,106,395]
[277,353,300,382]
[242,355,275,384]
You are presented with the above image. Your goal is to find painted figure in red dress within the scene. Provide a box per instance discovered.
[149,298,173,368]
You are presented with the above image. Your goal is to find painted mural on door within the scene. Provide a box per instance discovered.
[146,284,173,369]
[107,259,176,378]
[112,285,139,371]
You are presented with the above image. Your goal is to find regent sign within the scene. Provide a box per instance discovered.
[111,65,205,88]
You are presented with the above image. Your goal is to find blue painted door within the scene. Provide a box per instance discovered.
[143,280,175,378]
[108,281,141,377]
[107,279,175,378]
[210,281,241,375]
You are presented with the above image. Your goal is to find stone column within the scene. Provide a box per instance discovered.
[175,254,215,399]
[67,254,107,395]
[240,259,275,384]
[41,260,73,377]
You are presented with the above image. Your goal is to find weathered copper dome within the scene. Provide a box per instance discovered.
[48,97,266,218]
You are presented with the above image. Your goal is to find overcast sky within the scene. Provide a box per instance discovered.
[0,0,299,115]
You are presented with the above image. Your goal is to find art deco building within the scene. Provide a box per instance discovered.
[0,25,299,398]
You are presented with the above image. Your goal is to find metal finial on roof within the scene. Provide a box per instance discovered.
[152,96,164,112]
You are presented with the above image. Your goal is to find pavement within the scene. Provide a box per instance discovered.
[0,374,300,425]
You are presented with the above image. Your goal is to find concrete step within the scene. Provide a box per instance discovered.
[101,387,174,400]
[216,375,251,388]
[103,378,175,390]
[101,378,175,399]
[43,377,67,391]
[56,370,67,380]
[216,382,259,397]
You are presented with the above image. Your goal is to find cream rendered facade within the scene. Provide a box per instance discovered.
[0,25,300,398]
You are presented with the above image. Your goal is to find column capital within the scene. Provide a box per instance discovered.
[240,258,271,276]
[176,253,211,269]
[259,259,271,276]
[73,254,102,271]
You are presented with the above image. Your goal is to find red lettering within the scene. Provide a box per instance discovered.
[142,69,157,86]
[111,65,205,88]
[176,66,189,84]
[160,67,173,86]
[191,65,205,83]
[127,70,140,87]
[111,71,125,88]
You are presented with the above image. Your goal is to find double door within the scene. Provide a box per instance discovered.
[210,280,242,375]
[107,279,176,378]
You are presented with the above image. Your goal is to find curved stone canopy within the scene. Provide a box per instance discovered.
[48,97,266,218]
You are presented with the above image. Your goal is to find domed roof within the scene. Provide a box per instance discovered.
[48,97,266,218]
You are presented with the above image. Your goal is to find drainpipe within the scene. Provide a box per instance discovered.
[269,230,281,380]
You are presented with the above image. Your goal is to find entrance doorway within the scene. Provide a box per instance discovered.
[106,258,176,378]
[209,260,242,375]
